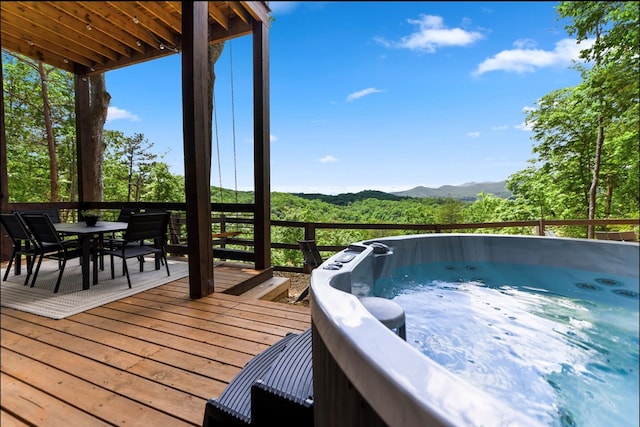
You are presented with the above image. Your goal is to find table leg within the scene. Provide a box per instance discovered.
[80,235,90,290]
[92,234,99,285]
[14,241,22,275]
[154,237,161,270]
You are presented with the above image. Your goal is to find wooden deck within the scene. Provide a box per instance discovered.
[1,266,311,426]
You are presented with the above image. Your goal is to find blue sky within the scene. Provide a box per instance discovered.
[104,1,591,195]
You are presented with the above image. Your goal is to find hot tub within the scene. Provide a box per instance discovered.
[310,234,639,427]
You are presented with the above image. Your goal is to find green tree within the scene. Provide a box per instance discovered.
[2,51,76,202]
[556,1,639,236]
[117,133,157,202]
[507,2,639,235]
[103,130,131,202]
[148,162,185,202]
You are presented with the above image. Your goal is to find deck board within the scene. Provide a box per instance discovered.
[1,268,311,427]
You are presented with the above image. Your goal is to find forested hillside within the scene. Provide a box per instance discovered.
[291,190,408,206]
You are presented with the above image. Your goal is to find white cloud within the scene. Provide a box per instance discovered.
[376,14,484,53]
[467,131,481,138]
[492,125,509,131]
[516,106,537,131]
[106,106,140,122]
[515,121,533,131]
[513,38,537,49]
[346,87,383,102]
[473,38,595,76]
[319,155,338,163]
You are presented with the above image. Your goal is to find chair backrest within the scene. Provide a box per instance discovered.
[20,213,63,246]
[595,230,638,242]
[18,209,60,223]
[619,231,638,242]
[124,212,170,243]
[0,212,34,242]
[298,240,324,271]
[117,208,142,222]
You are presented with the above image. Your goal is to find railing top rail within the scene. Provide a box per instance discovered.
[272,218,640,230]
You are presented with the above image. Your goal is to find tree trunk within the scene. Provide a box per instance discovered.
[587,118,604,238]
[604,175,613,218]
[87,74,111,202]
[38,62,59,202]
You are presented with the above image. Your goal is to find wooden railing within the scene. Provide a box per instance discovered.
[270,218,640,272]
[3,202,638,273]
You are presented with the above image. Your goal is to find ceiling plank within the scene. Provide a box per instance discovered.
[136,1,182,34]
[47,2,139,59]
[1,15,98,68]
[227,2,251,24]
[1,1,270,75]
[1,32,79,72]
[108,1,179,46]
[78,1,159,49]
[15,2,119,63]
[208,2,230,30]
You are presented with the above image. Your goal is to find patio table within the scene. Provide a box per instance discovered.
[54,221,128,290]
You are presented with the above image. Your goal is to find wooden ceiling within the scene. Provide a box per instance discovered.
[0,1,271,75]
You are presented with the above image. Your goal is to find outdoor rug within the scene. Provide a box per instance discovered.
[1,257,189,319]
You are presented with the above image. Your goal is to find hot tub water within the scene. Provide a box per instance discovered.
[374,262,639,427]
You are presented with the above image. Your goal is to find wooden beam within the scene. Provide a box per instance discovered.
[252,19,271,270]
[74,74,91,204]
[182,1,214,299]
[0,52,8,212]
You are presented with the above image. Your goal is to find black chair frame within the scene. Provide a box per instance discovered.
[20,213,83,293]
[1,212,40,286]
[101,211,171,288]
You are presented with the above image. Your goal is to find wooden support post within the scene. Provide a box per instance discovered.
[182,1,214,298]
[74,74,91,205]
[253,19,271,270]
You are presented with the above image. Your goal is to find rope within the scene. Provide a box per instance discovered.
[228,39,239,208]
[213,91,224,203]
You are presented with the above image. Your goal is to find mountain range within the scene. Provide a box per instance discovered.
[391,181,511,200]
[291,181,511,205]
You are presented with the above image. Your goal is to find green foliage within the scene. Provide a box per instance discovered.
[3,50,76,202]
[211,186,254,204]
[80,209,102,218]
[508,1,639,222]
[102,130,184,202]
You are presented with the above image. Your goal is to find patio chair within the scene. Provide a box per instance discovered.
[116,207,143,223]
[20,213,83,293]
[1,212,40,286]
[298,240,324,274]
[619,231,639,242]
[101,211,171,288]
[103,208,143,252]
[295,240,325,302]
